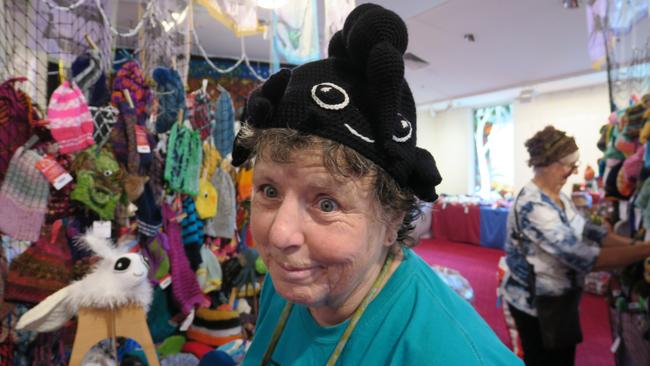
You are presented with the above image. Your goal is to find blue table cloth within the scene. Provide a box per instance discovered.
[479,206,509,249]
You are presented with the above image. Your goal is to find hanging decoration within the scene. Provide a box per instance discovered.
[195,0,266,37]
[271,0,320,73]
[323,0,355,57]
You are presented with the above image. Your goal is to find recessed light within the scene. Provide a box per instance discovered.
[463,33,475,42]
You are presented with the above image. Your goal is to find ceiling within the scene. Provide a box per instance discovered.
[114,0,609,105]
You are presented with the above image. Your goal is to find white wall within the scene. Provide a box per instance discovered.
[513,84,610,194]
[417,83,610,196]
[417,107,474,195]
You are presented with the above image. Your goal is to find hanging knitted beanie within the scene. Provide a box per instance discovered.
[136,183,162,238]
[5,220,73,304]
[212,88,235,157]
[71,49,109,106]
[142,231,170,283]
[0,148,49,241]
[0,78,33,184]
[187,305,242,347]
[232,3,442,201]
[165,124,202,196]
[191,94,211,140]
[162,203,206,316]
[47,81,95,154]
[195,178,218,219]
[111,60,152,120]
[204,167,236,239]
[152,67,186,134]
[45,154,75,224]
[181,197,205,246]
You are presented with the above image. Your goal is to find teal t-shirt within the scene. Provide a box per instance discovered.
[243,248,523,365]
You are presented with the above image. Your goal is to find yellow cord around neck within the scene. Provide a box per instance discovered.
[261,252,395,366]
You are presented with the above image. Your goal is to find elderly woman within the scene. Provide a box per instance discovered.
[232,4,521,365]
[502,126,650,366]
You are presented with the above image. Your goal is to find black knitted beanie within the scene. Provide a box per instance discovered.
[232,3,442,202]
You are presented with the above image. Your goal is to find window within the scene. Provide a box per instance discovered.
[473,104,514,198]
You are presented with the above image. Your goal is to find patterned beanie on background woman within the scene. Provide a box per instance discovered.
[47,81,95,154]
[0,148,50,241]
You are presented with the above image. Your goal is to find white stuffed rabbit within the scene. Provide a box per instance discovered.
[16,229,153,333]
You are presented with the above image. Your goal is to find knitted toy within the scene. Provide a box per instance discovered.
[16,229,153,333]
[70,148,123,220]
[195,177,218,219]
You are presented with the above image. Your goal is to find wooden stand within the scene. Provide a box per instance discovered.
[69,305,160,366]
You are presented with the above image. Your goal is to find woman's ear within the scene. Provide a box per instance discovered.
[383,211,405,247]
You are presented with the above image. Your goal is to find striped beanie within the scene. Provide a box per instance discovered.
[47,81,95,154]
[186,305,242,347]
[212,89,235,157]
[0,148,49,241]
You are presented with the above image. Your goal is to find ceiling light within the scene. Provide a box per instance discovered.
[463,33,475,42]
[563,0,579,9]
[257,0,289,9]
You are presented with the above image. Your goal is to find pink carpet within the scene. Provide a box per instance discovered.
[414,238,614,366]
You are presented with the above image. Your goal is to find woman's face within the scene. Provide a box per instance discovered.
[549,151,580,187]
[250,148,394,309]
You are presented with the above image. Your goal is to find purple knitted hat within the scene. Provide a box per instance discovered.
[162,203,207,316]
[0,148,49,241]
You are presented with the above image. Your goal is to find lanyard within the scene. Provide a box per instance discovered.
[261,253,395,366]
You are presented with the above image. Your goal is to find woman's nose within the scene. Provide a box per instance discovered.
[268,194,306,250]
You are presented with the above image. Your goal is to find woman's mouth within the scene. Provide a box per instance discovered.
[275,262,321,282]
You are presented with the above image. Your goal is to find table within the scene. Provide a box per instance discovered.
[431,203,509,250]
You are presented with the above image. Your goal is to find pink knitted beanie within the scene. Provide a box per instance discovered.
[0,148,50,241]
[47,81,95,154]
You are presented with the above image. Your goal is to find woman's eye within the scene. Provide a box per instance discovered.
[262,185,278,198]
[318,198,338,212]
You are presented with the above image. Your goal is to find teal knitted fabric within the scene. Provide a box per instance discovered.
[164,124,202,196]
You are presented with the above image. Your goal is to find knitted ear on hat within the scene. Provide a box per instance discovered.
[231,69,291,166]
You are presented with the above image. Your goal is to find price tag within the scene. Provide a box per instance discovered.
[93,221,112,238]
[610,336,621,353]
[134,125,151,153]
[179,309,195,332]
[35,156,73,190]
[159,274,172,289]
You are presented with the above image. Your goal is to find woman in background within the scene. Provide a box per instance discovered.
[502,125,650,366]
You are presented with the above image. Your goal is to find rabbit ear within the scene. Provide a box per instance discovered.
[16,286,74,332]
[77,229,117,259]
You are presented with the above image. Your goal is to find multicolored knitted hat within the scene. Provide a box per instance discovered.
[47,81,95,154]
[4,220,73,304]
[0,78,34,184]
[0,148,50,241]
[186,305,242,347]
[232,3,441,201]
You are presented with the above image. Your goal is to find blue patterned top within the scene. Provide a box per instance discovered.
[501,181,606,316]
